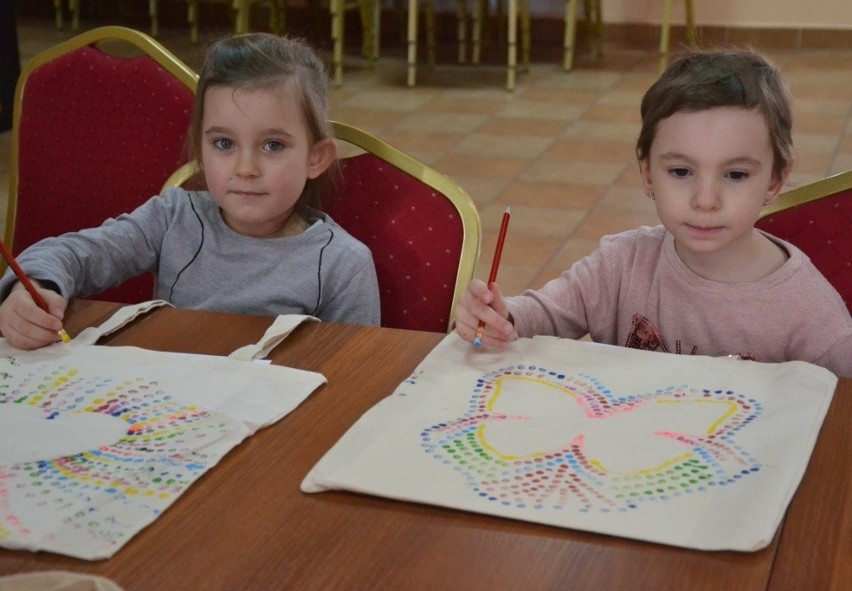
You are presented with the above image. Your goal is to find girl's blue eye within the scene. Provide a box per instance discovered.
[265,141,285,152]
[728,171,749,181]
[213,138,233,150]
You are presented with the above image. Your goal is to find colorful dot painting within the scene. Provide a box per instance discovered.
[421,364,763,513]
[0,359,232,549]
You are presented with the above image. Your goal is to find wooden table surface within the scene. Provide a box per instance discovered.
[1,300,849,591]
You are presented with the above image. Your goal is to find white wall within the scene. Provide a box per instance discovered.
[420,0,852,30]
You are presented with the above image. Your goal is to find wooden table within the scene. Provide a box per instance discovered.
[1,300,849,590]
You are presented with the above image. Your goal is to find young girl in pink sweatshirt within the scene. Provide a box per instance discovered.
[455,48,852,378]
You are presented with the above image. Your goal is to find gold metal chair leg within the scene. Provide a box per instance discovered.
[456,0,467,64]
[331,0,344,86]
[520,0,530,72]
[69,0,81,30]
[685,0,697,46]
[659,0,673,58]
[149,0,159,37]
[472,0,485,65]
[506,0,517,91]
[563,0,577,71]
[407,0,418,86]
[589,0,603,59]
[54,0,63,29]
[187,0,200,44]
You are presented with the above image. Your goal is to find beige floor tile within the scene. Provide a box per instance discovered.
[495,180,606,210]
[522,159,627,186]
[448,176,509,208]
[580,104,639,124]
[541,138,635,163]
[392,111,489,134]
[479,202,586,238]
[497,99,585,121]
[477,116,571,137]
[432,153,529,181]
[452,133,553,159]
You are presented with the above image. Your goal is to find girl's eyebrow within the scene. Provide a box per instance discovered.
[658,152,762,167]
[203,126,293,137]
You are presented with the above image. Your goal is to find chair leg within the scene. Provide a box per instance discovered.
[456,0,467,64]
[520,0,530,72]
[685,0,697,46]
[563,0,577,71]
[360,0,379,64]
[471,0,485,65]
[237,0,251,33]
[269,0,286,35]
[406,0,418,86]
[659,0,673,58]
[149,0,159,37]
[331,0,344,86]
[187,0,200,44]
[69,0,81,30]
[506,0,517,91]
[592,0,603,58]
[54,0,63,29]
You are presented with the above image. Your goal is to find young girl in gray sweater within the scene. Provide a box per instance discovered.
[0,33,380,349]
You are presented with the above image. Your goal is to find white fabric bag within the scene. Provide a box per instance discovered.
[303,333,836,551]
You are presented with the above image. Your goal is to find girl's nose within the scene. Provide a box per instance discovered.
[234,149,260,177]
[691,178,721,210]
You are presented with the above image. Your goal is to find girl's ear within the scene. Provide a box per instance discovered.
[638,158,654,195]
[763,165,792,206]
[307,138,338,179]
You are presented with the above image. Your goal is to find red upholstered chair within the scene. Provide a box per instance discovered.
[161,122,482,332]
[756,170,852,314]
[4,26,197,304]
[326,121,481,332]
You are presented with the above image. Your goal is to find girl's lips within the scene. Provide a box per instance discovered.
[685,223,724,237]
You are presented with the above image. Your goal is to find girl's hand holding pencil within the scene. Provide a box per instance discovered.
[0,282,69,350]
[454,205,517,348]
[454,278,518,348]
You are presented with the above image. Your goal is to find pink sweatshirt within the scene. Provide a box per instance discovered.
[508,225,852,377]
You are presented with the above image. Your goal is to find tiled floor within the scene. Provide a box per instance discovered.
[3,17,852,297]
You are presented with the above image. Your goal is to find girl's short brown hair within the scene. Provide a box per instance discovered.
[636,48,795,180]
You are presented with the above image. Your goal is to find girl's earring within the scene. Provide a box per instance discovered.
[763,196,771,206]
[646,191,655,200]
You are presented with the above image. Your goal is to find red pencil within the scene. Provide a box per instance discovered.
[474,206,511,347]
[0,239,71,343]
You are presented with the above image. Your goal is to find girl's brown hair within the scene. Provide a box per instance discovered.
[636,48,795,180]
[187,33,336,210]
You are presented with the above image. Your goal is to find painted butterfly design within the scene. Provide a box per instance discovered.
[421,364,762,512]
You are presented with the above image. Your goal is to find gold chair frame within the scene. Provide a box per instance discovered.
[759,170,852,220]
[164,121,482,331]
[4,25,199,264]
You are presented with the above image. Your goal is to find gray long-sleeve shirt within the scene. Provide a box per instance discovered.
[0,188,380,325]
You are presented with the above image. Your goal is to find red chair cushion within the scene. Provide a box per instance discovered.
[325,153,464,332]
[755,190,852,314]
[14,45,194,303]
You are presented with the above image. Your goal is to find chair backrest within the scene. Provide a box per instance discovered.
[756,170,852,314]
[5,26,198,304]
[326,121,481,332]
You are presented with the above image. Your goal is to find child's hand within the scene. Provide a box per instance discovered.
[454,279,517,348]
[0,282,68,350]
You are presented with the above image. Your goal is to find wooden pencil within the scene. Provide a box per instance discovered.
[474,206,511,347]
